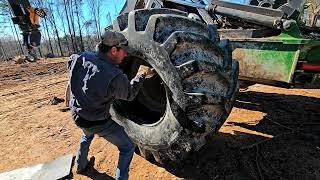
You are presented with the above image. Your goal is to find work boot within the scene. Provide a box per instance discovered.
[75,156,95,174]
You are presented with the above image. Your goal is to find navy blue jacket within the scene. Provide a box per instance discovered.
[68,51,145,122]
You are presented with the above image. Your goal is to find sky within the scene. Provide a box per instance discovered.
[0,0,249,39]
[0,0,127,39]
[81,0,127,29]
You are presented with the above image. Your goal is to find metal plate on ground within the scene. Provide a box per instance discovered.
[0,154,73,180]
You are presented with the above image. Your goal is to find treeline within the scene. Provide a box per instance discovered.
[0,0,118,60]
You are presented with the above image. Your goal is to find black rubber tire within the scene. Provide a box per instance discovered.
[249,0,287,9]
[110,8,239,163]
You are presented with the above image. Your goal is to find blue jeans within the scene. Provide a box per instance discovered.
[75,119,135,180]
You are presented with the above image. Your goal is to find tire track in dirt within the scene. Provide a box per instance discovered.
[0,59,67,91]
[0,58,74,173]
[0,76,67,119]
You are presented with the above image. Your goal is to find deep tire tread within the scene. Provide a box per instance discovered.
[111,8,239,164]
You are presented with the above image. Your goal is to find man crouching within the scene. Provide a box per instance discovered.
[66,30,155,180]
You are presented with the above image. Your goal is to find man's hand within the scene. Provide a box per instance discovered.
[137,65,156,79]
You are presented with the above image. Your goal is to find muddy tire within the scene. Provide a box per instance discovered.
[110,9,239,163]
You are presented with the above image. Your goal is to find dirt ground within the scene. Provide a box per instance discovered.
[0,57,319,180]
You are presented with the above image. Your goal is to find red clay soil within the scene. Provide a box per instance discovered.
[0,58,319,180]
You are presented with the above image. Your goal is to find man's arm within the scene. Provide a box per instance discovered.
[109,65,156,101]
[109,73,145,101]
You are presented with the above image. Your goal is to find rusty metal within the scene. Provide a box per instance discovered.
[301,63,320,71]
[230,43,299,82]
[219,22,320,84]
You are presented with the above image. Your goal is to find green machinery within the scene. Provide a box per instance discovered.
[123,0,320,88]
[219,20,320,88]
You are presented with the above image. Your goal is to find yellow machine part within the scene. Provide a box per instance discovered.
[26,7,40,26]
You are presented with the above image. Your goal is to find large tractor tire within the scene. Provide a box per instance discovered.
[110,8,239,163]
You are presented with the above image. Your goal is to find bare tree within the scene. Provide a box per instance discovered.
[47,1,64,56]
[68,0,79,52]
[0,40,9,60]
[43,17,54,55]
[0,0,24,57]
[0,0,124,59]
[63,0,76,53]
[87,0,102,40]
[33,0,55,56]
[9,18,24,54]
[56,0,71,54]
[83,19,98,50]
[75,0,85,51]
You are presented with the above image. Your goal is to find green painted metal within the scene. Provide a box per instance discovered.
[306,47,320,63]
[225,22,320,84]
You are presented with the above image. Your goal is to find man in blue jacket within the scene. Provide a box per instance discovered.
[67,30,155,180]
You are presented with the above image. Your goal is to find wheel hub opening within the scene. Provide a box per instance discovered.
[113,56,167,125]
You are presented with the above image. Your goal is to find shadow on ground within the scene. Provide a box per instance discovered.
[162,91,320,180]
[63,157,114,180]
